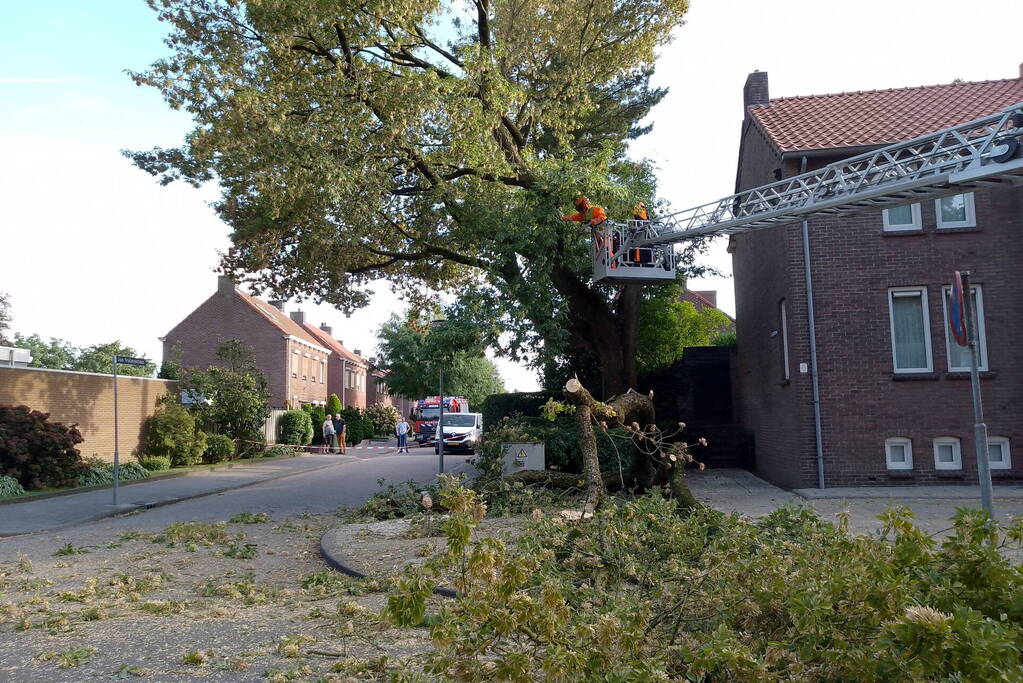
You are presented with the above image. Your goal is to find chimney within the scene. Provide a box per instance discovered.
[354,349,362,357]
[268,299,286,311]
[319,323,332,336]
[290,310,306,325]
[1019,61,1023,79]
[743,70,770,115]
[217,275,236,296]
[694,290,718,308]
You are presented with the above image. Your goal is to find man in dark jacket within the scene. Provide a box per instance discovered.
[331,413,346,454]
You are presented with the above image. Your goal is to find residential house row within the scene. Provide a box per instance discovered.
[162,275,408,414]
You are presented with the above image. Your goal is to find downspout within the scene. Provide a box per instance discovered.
[799,155,825,489]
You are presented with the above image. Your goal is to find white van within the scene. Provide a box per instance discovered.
[434,413,483,454]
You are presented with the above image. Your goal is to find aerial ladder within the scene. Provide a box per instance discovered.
[594,103,1023,284]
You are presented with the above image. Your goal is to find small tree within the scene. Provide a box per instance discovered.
[180,340,270,443]
[342,406,363,446]
[203,433,235,463]
[0,405,84,489]
[278,409,313,446]
[326,393,342,417]
[143,398,206,467]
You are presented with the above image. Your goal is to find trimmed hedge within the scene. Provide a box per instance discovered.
[139,455,171,471]
[279,410,313,445]
[143,401,206,467]
[76,460,150,487]
[480,392,554,431]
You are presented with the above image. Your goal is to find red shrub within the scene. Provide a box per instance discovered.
[0,405,85,490]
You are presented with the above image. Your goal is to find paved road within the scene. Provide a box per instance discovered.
[0,446,472,539]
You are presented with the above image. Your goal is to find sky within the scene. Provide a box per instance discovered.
[1,0,1018,392]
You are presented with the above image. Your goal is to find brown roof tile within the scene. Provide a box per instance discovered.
[235,291,329,351]
[750,77,1023,153]
[300,323,368,365]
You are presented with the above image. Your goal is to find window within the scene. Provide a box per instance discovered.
[779,299,790,381]
[941,285,988,372]
[319,361,325,384]
[291,350,298,377]
[882,203,922,231]
[933,437,962,470]
[935,193,976,229]
[885,437,914,470]
[345,369,353,389]
[888,288,932,373]
[988,437,1011,470]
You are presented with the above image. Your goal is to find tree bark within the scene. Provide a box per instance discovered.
[563,377,606,509]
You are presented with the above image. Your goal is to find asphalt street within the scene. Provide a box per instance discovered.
[0,447,473,550]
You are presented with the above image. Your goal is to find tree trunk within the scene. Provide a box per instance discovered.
[563,377,606,509]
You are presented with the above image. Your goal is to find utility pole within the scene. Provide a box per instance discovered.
[960,272,994,517]
[112,355,120,505]
[437,366,445,474]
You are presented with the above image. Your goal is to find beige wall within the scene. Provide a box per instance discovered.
[0,366,176,463]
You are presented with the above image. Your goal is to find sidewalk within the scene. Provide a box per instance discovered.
[0,454,351,537]
[794,483,1023,500]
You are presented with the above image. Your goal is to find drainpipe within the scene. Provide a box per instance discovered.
[799,155,825,489]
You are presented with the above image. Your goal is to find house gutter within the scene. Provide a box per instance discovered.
[799,154,826,489]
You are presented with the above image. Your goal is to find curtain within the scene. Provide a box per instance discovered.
[892,293,926,369]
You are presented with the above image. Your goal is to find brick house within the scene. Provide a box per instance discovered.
[368,368,413,418]
[162,276,330,409]
[296,317,370,410]
[731,66,1023,488]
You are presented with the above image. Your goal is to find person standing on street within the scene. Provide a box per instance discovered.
[332,413,347,455]
[321,416,335,454]
[395,416,410,453]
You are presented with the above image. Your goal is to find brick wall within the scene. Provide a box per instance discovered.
[807,185,1023,485]
[0,366,176,462]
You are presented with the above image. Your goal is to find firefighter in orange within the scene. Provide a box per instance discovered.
[631,201,648,221]
[561,195,607,227]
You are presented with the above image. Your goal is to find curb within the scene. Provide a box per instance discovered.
[317,459,480,599]
[0,458,353,538]
[318,530,458,599]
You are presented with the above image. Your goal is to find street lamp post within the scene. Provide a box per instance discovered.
[430,314,447,475]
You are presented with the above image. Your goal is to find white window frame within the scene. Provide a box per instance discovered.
[941,285,988,372]
[933,437,962,470]
[988,437,1011,470]
[885,437,914,471]
[888,287,933,373]
[882,203,922,231]
[291,349,299,377]
[319,360,325,384]
[935,192,976,229]
[779,299,790,381]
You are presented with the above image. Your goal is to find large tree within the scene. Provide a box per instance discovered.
[130,0,701,396]
[376,311,505,407]
[11,333,155,377]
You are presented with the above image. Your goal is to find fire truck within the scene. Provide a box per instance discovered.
[413,396,470,444]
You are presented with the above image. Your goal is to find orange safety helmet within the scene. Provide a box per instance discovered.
[574,195,590,210]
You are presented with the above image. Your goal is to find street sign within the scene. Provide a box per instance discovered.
[949,272,968,347]
[114,355,147,366]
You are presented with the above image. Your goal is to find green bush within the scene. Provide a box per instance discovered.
[143,400,206,467]
[342,406,364,445]
[387,481,1023,681]
[475,415,631,477]
[76,460,150,487]
[0,474,26,498]
[308,405,326,444]
[263,444,300,458]
[278,410,313,445]
[203,433,235,464]
[0,404,85,490]
[138,455,171,472]
[480,392,553,431]
[366,403,399,436]
[326,393,342,417]
[711,331,737,347]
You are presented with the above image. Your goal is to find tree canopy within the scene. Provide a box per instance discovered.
[11,333,156,377]
[635,283,733,374]
[180,339,271,442]
[131,0,701,395]
[375,311,505,407]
